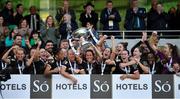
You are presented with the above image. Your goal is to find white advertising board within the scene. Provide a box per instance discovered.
[52,75,90,99]
[1,75,30,99]
[174,75,180,99]
[112,74,152,99]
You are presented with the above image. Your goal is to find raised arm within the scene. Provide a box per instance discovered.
[119,60,136,68]
[26,41,42,66]
[110,36,116,60]
[93,44,103,59]
[97,35,107,47]
[2,46,19,64]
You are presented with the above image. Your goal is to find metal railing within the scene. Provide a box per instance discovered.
[97,30,180,40]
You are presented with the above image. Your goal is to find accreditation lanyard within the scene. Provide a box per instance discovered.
[69,60,76,75]
[56,61,62,72]
[89,29,98,44]
[1,62,7,70]
[125,66,131,74]
[101,62,106,75]
[32,62,36,74]
[149,62,156,74]
[115,55,121,62]
[166,58,173,72]
[17,61,25,74]
[87,62,93,74]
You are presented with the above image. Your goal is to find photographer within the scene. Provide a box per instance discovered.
[0,60,7,71]
[0,59,10,82]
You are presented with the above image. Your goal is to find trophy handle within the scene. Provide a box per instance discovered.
[68,39,79,55]
[88,29,99,44]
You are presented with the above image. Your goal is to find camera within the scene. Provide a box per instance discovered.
[0,69,11,82]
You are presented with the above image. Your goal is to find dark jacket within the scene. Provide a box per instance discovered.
[55,8,76,23]
[24,13,40,31]
[124,7,146,30]
[59,20,78,40]
[14,12,24,26]
[79,11,98,29]
[1,7,14,25]
[147,11,169,30]
[100,8,121,30]
[147,8,156,30]
[176,10,180,30]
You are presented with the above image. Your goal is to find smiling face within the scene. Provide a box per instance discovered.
[85,50,94,62]
[14,35,22,46]
[39,48,47,60]
[116,43,124,53]
[60,41,69,49]
[45,42,54,52]
[20,19,28,28]
[173,63,180,73]
[68,49,75,61]
[16,49,25,61]
[121,50,129,61]
[46,16,54,26]
[103,48,111,59]
[133,48,141,57]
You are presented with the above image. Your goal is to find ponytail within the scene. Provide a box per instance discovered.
[167,43,179,60]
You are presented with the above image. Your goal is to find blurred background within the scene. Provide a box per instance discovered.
[0,0,179,30]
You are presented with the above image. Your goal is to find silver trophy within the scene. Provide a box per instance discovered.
[69,27,99,55]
